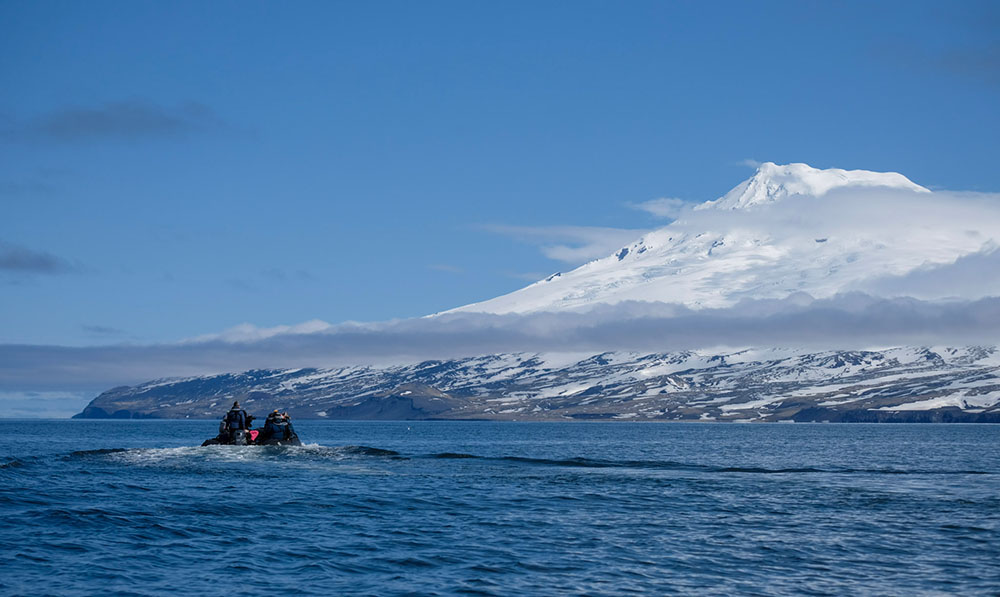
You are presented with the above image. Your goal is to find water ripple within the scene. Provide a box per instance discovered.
[1,421,998,596]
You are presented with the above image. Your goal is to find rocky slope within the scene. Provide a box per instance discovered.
[75,346,1000,422]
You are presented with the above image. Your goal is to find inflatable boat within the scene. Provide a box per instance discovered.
[201,428,302,447]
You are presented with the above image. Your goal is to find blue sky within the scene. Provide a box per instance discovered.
[2,0,998,348]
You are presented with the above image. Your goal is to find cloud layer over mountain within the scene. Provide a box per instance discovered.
[3,293,999,393]
[2,164,997,399]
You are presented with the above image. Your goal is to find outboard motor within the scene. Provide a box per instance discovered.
[228,429,249,446]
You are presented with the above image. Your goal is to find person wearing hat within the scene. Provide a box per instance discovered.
[281,412,296,439]
[224,401,250,435]
[259,409,292,444]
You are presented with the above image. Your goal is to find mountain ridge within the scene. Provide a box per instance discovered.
[75,346,1000,422]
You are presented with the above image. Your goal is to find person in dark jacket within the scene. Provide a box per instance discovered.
[225,401,249,431]
[280,412,296,440]
[260,409,283,440]
[259,409,294,444]
[223,401,251,443]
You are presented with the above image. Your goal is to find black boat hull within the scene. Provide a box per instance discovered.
[201,430,301,447]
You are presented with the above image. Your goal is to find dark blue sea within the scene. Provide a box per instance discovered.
[1,421,998,596]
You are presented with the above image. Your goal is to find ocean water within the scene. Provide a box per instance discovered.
[1,421,997,596]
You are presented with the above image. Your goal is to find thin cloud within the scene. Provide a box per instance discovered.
[428,264,464,274]
[626,197,691,219]
[0,241,75,274]
[2,294,1000,393]
[504,271,553,282]
[484,224,650,264]
[858,246,1000,298]
[82,325,126,337]
[8,100,227,141]
[738,158,763,168]
[262,267,314,281]
[186,319,335,343]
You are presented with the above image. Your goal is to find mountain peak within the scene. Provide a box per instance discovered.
[697,162,929,211]
[443,161,994,316]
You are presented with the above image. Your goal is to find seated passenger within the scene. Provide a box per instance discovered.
[281,412,296,438]
[200,416,230,446]
[215,416,228,441]
[259,409,291,444]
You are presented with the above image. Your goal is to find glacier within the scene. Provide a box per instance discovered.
[446,162,999,314]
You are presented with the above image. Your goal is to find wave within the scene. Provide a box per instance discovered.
[424,453,994,475]
[67,448,130,458]
[339,446,402,457]
[430,452,479,459]
[1,457,28,469]
[24,446,996,476]
[53,444,405,468]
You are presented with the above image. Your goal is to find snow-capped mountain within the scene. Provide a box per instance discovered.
[73,162,1000,422]
[697,162,929,210]
[76,346,1000,422]
[448,162,998,313]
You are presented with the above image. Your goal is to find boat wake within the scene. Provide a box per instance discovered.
[7,446,991,477]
